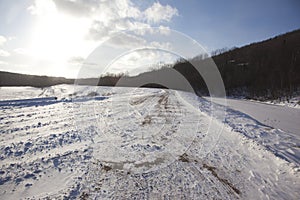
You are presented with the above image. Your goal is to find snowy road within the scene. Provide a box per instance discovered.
[0,85,299,199]
[209,97,300,137]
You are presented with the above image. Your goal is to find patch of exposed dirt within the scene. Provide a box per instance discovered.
[203,163,241,195]
[142,115,152,125]
[178,153,190,163]
[102,165,112,172]
[130,94,156,105]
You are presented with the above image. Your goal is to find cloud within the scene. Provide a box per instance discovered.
[87,20,111,41]
[108,49,178,76]
[27,0,56,15]
[51,0,99,17]
[157,25,171,35]
[57,0,177,42]
[14,48,29,55]
[150,41,172,50]
[144,2,178,24]
[68,56,85,64]
[28,0,178,43]
[50,0,142,19]
[84,0,145,41]
[0,35,7,46]
[0,49,10,57]
[93,1,176,40]
[108,32,146,49]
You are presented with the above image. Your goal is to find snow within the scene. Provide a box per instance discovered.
[253,96,300,109]
[209,97,300,137]
[0,85,299,199]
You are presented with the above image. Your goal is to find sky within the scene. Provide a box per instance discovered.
[0,0,299,78]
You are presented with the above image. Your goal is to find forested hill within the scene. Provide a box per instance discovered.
[128,29,300,99]
[167,29,300,99]
[211,29,300,98]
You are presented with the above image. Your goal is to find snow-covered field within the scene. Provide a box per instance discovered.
[209,97,300,137]
[0,85,299,199]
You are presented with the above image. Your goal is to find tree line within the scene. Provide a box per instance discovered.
[1,29,299,100]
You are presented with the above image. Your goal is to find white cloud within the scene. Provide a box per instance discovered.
[48,0,142,20]
[0,49,10,57]
[157,25,171,35]
[27,0,56,15]
[150,41,172,50]
[108,32,147,49]
[87,20,111,41]
[14,48,30,55]
[50,0,142,19]
[52,0,96,17]
[85,0,145,41]
[144,2,178,24]
[0,35,7,46]
[68,56,85,64]
[28,0,178,43]
[108,49,178,76]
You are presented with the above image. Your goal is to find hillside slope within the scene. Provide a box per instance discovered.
[212,29,300,98]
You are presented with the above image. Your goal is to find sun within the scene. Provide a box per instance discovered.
[27,1,93,77]
[30,13,90,61]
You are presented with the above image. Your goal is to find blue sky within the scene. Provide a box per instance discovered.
[0,0,299,78]
[162,0,300,50]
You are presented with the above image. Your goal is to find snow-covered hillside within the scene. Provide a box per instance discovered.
[0,85,299,199]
